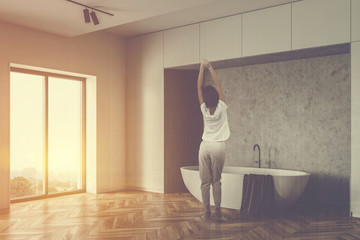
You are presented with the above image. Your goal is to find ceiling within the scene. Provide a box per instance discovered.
[0,0,300,38]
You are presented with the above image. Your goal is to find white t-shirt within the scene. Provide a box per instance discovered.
[200,100,230,142]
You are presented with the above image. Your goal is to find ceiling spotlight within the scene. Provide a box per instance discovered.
[66,0,113,25]
[83,8,90,23]
[90,11,99,25]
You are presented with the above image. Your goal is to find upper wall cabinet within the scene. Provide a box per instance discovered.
[292,0,350,50]
[243,4,291,57]
[164,24,199,68]
[200,14,242,61]
[352,0,360,42]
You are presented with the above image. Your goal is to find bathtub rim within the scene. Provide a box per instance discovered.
[180,165,310,177]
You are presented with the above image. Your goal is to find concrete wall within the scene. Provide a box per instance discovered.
[204,53,350,208]
[0,22,127,210]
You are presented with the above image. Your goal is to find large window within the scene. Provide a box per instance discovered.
[10,69,86,201]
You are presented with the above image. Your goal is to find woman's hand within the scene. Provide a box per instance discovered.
[201,59,210,69]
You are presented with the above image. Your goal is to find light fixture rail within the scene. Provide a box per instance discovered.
[66,0,114,16]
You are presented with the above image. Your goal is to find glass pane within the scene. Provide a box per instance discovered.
[10,72,45,200]
[48,77,83,194]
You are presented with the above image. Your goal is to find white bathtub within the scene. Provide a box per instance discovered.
[180,166,310,210]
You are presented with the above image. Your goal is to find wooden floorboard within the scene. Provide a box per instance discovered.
[0,191,359,240]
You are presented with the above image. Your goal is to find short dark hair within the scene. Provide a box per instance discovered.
[202,85,219,108]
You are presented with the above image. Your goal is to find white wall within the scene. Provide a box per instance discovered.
[351,0,360,217]
[126,32,164,193]
[0,22,127,210]
[353,0,360,42]
[86,76,97,194]
[351,41,360,217]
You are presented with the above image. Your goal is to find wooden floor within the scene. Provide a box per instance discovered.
[0,191,359,240]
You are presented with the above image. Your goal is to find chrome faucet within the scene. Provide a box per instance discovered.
[253,144,261,168]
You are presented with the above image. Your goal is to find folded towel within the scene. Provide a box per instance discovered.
[240,174,274,216]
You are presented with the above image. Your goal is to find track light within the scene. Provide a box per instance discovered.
[90,11,99,25]
[83,8,90,23]
[66,0,114,25]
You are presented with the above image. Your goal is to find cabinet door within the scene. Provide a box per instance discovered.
[352,0,360,42]
[164,24,199,68]
[243,4,291,56]
[292,0,350,50]
[351,42,360,218]
[200,14,242,61]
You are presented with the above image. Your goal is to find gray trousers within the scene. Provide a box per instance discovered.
[199,141,225,210]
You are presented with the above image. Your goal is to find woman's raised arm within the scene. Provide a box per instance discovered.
[207,62,225,103]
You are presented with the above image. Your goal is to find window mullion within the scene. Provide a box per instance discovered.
[44,76,49,196]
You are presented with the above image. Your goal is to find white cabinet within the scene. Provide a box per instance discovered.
[164,24,199,68]
[292,0,350,50]
[352,0,360,42]
[351,42,360,218]
[126,32,164,193]
[243,4,291,56]
[200,14,242,61]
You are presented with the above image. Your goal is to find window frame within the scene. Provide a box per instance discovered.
[10,67,86,203]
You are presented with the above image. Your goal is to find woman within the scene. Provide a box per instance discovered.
[197,59,230,221]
